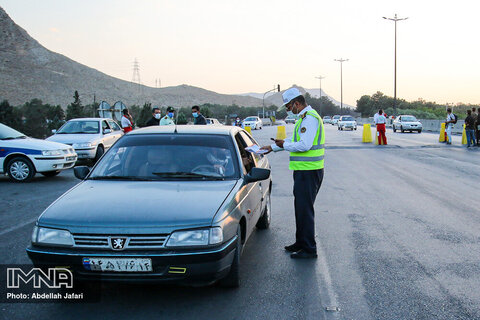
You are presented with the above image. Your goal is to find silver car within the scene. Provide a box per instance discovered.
[393,115,422,133]
[27,125,272,287]
[47,118,123,162]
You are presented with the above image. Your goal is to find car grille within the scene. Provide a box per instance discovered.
[72,234,170,250]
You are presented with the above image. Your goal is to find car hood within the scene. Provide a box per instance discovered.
[2,137,72,151]
[38,180,239,232]
[46,134,101,144]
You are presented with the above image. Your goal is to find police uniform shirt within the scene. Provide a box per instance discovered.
[271,105,319,152]
[160,116,175,126]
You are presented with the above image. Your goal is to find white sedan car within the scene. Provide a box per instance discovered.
[0,123,77,182]
[242,116,263,130]
[206,118,223,125]
[47,118,123,162]
[337,116,357,130]
[331,115,341,125]
[392,115,422,133]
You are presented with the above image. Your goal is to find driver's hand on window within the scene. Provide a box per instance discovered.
[260,145,273,154]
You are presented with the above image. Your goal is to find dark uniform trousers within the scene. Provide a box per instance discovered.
[293,168,324,253]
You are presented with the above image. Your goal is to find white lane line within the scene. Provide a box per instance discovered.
[0,217,37,237]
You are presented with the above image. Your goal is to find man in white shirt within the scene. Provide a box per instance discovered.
[121,109,133,133]
[445,108,455,145]
[374,109,387,145]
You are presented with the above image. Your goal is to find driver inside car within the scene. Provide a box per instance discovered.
[139,148,179,176]
[205,148,233,176]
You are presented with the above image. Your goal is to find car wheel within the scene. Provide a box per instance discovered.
[393,125,397,132]
[94,145,104,163]
[7,157,36,182]
[418,129,422,133]
[219,225,242,288]
[400,126,404,133]
[256,191,271,229]
[40,171,61,177]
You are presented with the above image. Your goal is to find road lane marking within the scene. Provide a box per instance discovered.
[0,217,37,237]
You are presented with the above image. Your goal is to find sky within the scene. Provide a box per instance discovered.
[2,0,480,106]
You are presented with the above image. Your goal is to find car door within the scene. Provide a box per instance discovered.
[234,132,263,239]
[101,120,115,149]
[108,120,124,143]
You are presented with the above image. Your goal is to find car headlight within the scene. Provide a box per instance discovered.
[166,227,223,247]
[31,226,73,247]
[72,142,94,148]
[41,150,63,156]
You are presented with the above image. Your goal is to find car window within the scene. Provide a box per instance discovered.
[108,120,121,131]
[235,132,256,174]
[240,131,264,163]
[402,116,417,122]
[102,121,110,131]
[244,117,257,121]
[0,123,26,140]
[57,121,100,134]
[342,116,354,121]
[91,134,240,180]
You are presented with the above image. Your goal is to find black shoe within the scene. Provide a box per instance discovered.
[284,243,301,252]
[290,249,318,259]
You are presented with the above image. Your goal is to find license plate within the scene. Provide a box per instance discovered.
[82,257,152,272]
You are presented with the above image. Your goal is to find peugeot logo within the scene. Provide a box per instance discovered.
[110,237,128,250]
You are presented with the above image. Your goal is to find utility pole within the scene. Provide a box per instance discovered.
[262,84,281,119]
[383,14,408,116]
[132,58,142,95]
[315,75,325,111]
[334,58,348,114]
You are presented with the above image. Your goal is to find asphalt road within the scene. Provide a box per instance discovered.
[1,125,479,320]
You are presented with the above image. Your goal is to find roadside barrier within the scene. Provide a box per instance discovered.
[439,123,446,142]
[362,124,372,143]
[245,126,252,134]
[276,126,287,140]
[462,124,467,145]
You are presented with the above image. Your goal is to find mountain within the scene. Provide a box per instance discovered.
[242,86,354,109]
[0,7,263,108]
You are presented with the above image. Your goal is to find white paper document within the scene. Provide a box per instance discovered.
[245,145,269,154]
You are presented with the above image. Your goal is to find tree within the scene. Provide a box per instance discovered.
[66,90,84,120]
[22,99,49,138]
[0,100,23,130]
[177,112,187,124]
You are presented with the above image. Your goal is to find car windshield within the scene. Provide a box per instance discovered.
[402,116,417,122]
[342,117,354,121]
[90,134,240,181]
[244,117,257,121]
[0,123,27,140]
[333,116,340,119]
[323,116,331,119]
[57,121,100,134]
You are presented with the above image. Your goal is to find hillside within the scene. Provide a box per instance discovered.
[0,7,263,108]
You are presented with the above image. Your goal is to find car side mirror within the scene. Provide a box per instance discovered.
[103,129,112,134]
[51,129,57,134]
[244,167,270,184]
[74,166,90,180]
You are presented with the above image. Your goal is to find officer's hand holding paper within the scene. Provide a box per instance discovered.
[245,145,270,155]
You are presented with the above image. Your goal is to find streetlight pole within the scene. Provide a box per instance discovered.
[315,76,325,112]
[334,58,348,114]
[383,14,408,116]
[262,84,280,119]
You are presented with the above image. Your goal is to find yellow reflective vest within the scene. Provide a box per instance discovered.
[289,109,325,170]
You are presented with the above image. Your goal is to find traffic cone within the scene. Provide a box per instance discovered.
[276,125,287,140]
[362,124,372,143]
[462,124,467,145]
[245,126,251,134]
[439,123,446,142]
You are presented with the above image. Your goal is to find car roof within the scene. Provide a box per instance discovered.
[127,125,244,136]
[67,118,114,122]
[399,115,415,117]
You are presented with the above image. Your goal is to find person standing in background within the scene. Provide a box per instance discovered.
[471,108,478,146]
[445,108,455,145]
[374,109,387,145]
[192,106,207,125]
[465,110,476,148]
[145,107,161,126]
[160,107,176,126]
[121,108,134,133]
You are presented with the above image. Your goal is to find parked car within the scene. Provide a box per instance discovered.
[331,115,341,125]
[206,118,222,125]
[337,116,357,131]
[284,116,297,124]
[27,125,272,287]
[0,123,77,182]
[323,116,332,124]
[242,116,263,130]
[392,115,422,133]
[46,118,123,162]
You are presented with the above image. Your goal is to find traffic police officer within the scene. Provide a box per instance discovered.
[160,107,175,126]
[261,87,325,259]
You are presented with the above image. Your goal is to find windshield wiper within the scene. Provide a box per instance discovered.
[88,176,156,181]
[152,171,224,180]
[1,136,27,140]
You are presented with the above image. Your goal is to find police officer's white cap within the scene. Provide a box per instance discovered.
[282,87,302,106]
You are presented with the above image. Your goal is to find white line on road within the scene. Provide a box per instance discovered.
[0,216,37,237]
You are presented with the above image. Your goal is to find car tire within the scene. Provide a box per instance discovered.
[94,145,104,163]
[393,125,397,132]
[219,225,242,288]
[40,171,61,177]
[418,129,422,133]
[256,192,271,229]
[400,126,404,133]
[7,157,36,182]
